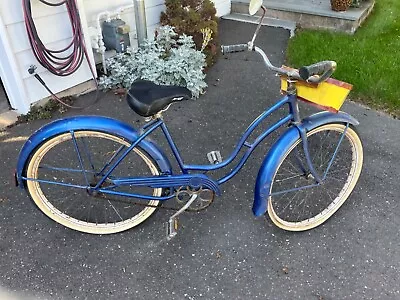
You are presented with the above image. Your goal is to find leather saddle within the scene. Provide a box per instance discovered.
[127,80,191,117]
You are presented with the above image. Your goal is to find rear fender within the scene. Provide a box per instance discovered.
[253,111,359,216]
[16,116,172,188]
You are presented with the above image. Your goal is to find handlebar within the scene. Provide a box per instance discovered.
[221,44,248,54]
[299,61,337,83]
[221,43,336,84]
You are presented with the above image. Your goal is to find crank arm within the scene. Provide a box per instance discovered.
[166,194,198,240]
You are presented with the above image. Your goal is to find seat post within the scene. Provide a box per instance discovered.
[144,112,163,123]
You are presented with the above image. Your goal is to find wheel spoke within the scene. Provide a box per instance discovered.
[108,200,123,221]
[275,174,304,183]
[297,192,308,222]
[70,131,90,186]
[278,191,302,215]
[79,136,96,172]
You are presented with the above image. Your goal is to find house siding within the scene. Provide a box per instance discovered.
[213,0,231,16]
[0,0,94,113]
[0,0,231,113]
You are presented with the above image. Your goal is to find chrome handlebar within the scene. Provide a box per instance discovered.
[221,3,336,85]
[221,43,335,84]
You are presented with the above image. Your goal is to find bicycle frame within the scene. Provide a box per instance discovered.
[16,92,295,197]
[17,89,357,205]
[95,92,298,193]
[16,84,359,217]
[13,0,364,236]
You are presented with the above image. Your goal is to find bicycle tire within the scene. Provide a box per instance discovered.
[25,130,163,234]
[267,123,363,231]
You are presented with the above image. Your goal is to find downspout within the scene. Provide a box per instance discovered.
[134,0,147,47]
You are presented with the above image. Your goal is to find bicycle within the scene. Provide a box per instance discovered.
[15,0,363,239]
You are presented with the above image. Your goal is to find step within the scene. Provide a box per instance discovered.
[231,0,376,34]
[0,110,19,130]
[222,13,296,36]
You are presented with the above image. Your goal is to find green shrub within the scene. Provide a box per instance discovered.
[160,0,219,67]
[99,26,207,98]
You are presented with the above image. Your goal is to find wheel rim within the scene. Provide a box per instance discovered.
[268,124,363,231]
[26,131,162,234]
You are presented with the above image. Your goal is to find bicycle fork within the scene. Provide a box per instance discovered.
[296,126,323,184]
[166,194,198,240]
[294,123,349,184]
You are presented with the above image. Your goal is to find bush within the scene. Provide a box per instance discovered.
[160,0,219,67]
[99,26,207,98]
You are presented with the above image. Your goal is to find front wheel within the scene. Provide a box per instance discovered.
[268,123,363,231]
[25,130,163,234]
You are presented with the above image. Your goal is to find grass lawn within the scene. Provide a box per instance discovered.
[286,0,400,117]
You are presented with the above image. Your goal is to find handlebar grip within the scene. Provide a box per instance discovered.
[299,61,337,81]
[221,44,248,54]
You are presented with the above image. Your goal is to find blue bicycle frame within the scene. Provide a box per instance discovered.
[16,86,359,217]
[88,92,295,193]
[14,0,364,237]
[115,94,294,181]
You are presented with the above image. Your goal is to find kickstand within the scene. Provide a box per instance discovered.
[166,194,198,240]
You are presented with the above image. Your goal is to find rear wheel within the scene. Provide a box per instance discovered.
[268,123,363,231]
[25,130,163,234]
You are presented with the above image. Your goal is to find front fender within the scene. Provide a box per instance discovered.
[253,111,359,216]
[16,116,172,188]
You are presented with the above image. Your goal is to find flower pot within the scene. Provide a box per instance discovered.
[330,0,352,11]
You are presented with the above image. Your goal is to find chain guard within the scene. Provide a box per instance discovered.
[94,187,215,212]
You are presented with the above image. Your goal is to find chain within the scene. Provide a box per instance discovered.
[94,188,214,212]
[94,193,184,212]
[127,200,181,211]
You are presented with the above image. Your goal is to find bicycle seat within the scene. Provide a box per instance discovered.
[127,80,191,117]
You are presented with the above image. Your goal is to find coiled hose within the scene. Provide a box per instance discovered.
[22,0,98,108]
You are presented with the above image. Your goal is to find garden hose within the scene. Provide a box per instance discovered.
[22,0,99,109]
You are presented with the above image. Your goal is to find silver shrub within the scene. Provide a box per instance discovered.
[99,26,207,98]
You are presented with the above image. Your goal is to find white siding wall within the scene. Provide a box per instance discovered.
[0,0,94,112]
[82,0,166,49]
[0,0,230,113]
[212,0,231,16]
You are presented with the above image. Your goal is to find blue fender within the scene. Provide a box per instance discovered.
[253,111,359,216]
[16,116,172,188]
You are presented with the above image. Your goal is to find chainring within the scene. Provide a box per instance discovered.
[175,187,215,211]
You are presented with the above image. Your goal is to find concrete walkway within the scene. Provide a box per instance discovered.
[232,0,375,33]
[0,20,399,299]
[0,84,9,114]
[0,82,18,129]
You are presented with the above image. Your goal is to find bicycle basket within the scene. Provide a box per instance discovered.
[280,72,353,113]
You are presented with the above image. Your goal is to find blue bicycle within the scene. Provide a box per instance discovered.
[15,0,363,238]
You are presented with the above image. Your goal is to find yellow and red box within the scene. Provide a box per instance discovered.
[280,69,353,113]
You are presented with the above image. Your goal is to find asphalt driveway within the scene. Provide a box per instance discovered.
[0,20,399,299]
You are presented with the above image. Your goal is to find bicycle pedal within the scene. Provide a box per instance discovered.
[207,151,222,164]
[166,217,179,240]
